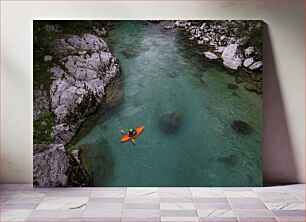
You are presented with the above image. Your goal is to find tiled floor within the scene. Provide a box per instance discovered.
[0,184,304,222]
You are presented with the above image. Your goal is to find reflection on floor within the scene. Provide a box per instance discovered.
[0,184,304,222]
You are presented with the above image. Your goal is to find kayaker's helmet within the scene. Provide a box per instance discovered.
[129,129,133,133]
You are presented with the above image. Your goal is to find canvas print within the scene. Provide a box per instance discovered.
[33,20,263,187]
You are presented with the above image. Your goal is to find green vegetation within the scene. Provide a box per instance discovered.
[33,112,55,144]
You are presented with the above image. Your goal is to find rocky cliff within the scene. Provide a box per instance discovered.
[33,23,119,186]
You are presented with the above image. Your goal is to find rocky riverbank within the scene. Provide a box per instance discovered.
[164,20,263,94]
[33,22,120,186]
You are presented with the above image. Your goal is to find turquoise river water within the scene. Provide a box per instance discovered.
[73,21,262,187]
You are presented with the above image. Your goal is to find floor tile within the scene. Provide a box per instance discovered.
[196,202,231,209]
[162,216,199,222]
[228,198,266,209]
[160,197,194,203]
[126,188,158,198]
[122,209,160,217]
[83,208,123,217]
[2,203,39,209]
[125,203,159,209]
[276,218,306,222]
[27,217,83,221]
[272,209,305,217]
[234,209,274,218]
[29,209,84,218]
[191,188,225,197]
[198,209,235,217]
[89,197,125,203]
[228,198,263,204]
[44,190,91,197]
[83,217,121,222]
[36,196,88,210]
[91,190,125,198]
[200,217,238,222]
[237,218,277,222]
[225,191,257,198]
[160,203,196,210]
[265,202,305,210]
[0,209,32,221]
[194,197,228,203]
[161,210,198,217]
[159,188,192,198]
[125,197,159,203]
[122,217,161,221]
[86,202,123,209]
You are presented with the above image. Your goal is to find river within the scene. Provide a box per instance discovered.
[72,21,262,187]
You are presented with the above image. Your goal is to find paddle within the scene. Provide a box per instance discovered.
[120,129,136,144]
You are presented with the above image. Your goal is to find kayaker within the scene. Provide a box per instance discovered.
[128,128,137,137]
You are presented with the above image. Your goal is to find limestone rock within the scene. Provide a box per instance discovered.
[243,57,254,68]
[203,52,219,60]
[44,55,53,62]
[33,144,70,187]
[222,44,241,70]
[249,61,262,70]
[222,44,238,61]
[245,46,254,57]
[33,89,50,120]
[223,57,242,70]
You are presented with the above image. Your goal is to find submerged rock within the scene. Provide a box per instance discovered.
[78,138,114,186]
[217,154,239,167]
[203,51,219,60]
[159,109,183,135]
[231,120,253,135]
[228,83,239,90]
[121,48,139,59]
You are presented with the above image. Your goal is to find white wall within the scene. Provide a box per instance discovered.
[1,1,305,184]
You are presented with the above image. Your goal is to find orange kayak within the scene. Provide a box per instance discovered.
[120,126,144,142]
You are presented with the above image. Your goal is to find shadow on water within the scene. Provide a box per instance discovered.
[78,137,114,186]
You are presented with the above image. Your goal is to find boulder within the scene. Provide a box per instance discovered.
[223,57,242,70]
[164,25,174,30]
[33,144,70,187]
[199,23,206,30]
[203,52,219,60]
[243,57,254,68]
[197,40,204,45]
[249,61,262,70]
[215,46,226,53]
[93,27,107,36]
[44,55,53,62]
[245,46,254,57]
[221,44,241,70]
[222,44,238,61]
